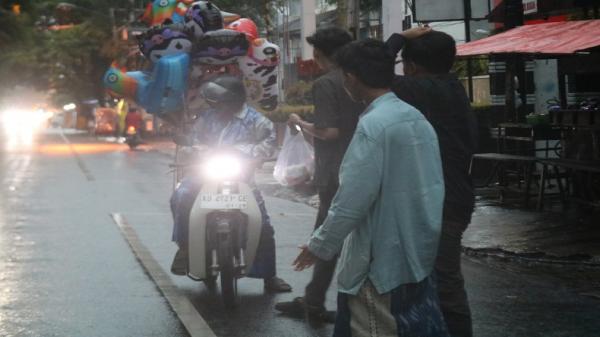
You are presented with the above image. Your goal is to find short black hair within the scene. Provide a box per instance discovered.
[401,31,456,74]
[336,39,395,89]
[306,27,353,58]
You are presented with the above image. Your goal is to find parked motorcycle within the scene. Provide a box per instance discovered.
[175,149,263,307]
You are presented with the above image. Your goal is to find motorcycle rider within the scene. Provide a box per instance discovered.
[124,107,143,136]
[169,75,292,293]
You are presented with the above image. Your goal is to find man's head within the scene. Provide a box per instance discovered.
[200,75,246,118]
[401,31,456,76]
[306,27,353,71]
[335,39,395,102]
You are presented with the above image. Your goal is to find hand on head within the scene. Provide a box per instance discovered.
[400,26,433,40]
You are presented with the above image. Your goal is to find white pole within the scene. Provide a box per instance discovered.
[301,0,316,60]
[382,0,404,40]
[382,0,405,74]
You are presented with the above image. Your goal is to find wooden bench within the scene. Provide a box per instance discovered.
[537,158,600,209]
[470,153,538,207]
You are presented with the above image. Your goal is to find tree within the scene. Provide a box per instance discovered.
[213,0,285,38]
[0,0,129,107]
[325,0,381,30]
[452,58,489,78]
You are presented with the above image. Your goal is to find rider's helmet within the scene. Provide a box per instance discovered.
[200,75,246,108]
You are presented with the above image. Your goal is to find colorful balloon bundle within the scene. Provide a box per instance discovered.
[103,0,281,123]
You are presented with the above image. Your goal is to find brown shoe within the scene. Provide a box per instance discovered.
[170,247,188,276]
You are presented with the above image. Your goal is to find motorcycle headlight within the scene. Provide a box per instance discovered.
[203,155,242,181]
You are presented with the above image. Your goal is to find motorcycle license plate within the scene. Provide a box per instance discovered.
[199,194,248,209]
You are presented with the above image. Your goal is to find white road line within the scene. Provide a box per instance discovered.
[59,129,95,181]
[110,213,217,337]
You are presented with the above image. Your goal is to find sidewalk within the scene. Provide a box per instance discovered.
[146,138,600,265]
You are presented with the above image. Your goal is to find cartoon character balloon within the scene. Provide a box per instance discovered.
[193,29,249,65]
[103,65,149,102]
[239,38,280,111]
[103,53,190,119]
[184,1,224,39]
[138,26,192,63]
[141,0,194,26]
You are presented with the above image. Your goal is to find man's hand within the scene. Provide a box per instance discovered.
[401,26,432,40]
[288,113,303,127]
[292,244,319,271]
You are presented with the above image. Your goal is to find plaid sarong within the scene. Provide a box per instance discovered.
[334,276,450,337]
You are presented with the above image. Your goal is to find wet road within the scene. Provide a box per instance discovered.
[1,130,599,337]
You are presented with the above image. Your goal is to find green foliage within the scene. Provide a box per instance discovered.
[262,104,314,123]
[452,58,489,78]
[261,80,315,123]
[325,0,381,12]
[0,0,126,107]
[213,0,285,37]
[284,80,313,105]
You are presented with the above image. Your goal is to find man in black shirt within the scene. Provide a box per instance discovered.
[275,27,362,323]
[386,28,478,337]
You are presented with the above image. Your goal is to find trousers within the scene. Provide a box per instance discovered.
[434,219,472,337]
[304,184,339,308]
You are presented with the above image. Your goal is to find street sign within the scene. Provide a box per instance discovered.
[524,0,538,14]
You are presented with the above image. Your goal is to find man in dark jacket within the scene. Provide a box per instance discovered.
[386,27,478,337]
[275,27,363,323]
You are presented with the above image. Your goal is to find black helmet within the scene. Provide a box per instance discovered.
[200,75,246,106]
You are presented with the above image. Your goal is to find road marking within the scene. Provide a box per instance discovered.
[59,130,95,181]
[110,213,217,337]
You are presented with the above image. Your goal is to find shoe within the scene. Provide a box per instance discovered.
[170,247,188,276]
[264,276,292,293]
[306,307,336,324]
[276,297,336,324]
[275,297,305,318]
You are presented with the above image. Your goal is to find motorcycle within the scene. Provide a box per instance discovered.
[175,149,263,307]
[125,125,142,149]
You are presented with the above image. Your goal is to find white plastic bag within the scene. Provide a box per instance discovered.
[273,127,314,186]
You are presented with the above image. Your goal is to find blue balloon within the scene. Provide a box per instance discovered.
[143,53,190,117]
[103,54,190,120]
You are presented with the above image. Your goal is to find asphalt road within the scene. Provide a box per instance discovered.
[1,130,599,337]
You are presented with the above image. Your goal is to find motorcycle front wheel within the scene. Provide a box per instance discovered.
[218,236,237,308]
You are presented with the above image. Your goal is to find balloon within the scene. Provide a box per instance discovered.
[193,29,249,65]
[227,18,258,42]
[103,54,190,120]
[221,11,242,25]
[147,53,190,117]
[184,1,224,38]
[239,39,280,111]
[138,25,192,63]
[103,66,149,101]
[141,0,192,26]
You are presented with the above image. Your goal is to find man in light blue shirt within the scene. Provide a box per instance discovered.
[293,39,449,336]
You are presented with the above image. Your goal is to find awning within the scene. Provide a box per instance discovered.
[457,20,600,57]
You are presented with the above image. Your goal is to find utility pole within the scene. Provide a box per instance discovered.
[503,0,524,122]
[464,0,474,102]
[300,0,316,60]
[352,0,360,39]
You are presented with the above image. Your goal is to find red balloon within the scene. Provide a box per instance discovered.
[227,18,258,41]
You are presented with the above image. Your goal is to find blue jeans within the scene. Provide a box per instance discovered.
[170,177,276,279]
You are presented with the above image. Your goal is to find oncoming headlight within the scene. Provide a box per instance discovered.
[202,155,242,181]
